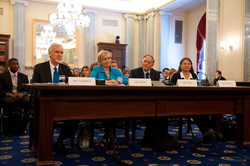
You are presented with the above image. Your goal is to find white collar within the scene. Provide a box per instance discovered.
[180,72,193,80]
[49,61,59,71]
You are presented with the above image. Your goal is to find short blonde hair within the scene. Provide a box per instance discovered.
[98,50,112,63]
[168,68,176,76]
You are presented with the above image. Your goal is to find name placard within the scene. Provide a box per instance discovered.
[128,78,152,86]
[217,80,236,87]
[176,79,197,87]
[68,77,96,85]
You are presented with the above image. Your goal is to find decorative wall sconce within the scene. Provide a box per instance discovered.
[220,41,234,51]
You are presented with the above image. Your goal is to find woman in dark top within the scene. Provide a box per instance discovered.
[171,57,197,85]
[171,57,223,143]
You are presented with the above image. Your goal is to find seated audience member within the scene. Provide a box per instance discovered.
[171,57,223,143]
[161,68,169,80]
[0,58,29,136]
[122,70,130,78]
[72,68,80,77]
[213,70,226,86]
[111,60,122,72]
[89,62,99,75]
[130,55,160,80]
[89,50,128,147]
[162,68,176,85]
[31,43,77,153]
[80,66,89,77]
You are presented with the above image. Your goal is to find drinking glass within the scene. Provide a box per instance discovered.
[117,76,123,84]
[59,75,65,84]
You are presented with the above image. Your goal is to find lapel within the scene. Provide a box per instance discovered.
[45,61,52,82]
[139,67,145,78]
[17,72,21,90]
[6,71,13,88]
[149,69,154,80]
[58,64,64,75]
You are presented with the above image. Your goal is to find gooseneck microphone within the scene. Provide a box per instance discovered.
[197,72,210,86]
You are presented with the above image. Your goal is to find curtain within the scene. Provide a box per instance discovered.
[196,12,206,72]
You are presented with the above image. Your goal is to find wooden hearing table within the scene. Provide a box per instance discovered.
[23,84,250,166]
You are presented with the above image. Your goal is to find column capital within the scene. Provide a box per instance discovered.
[124,14,138,20]
[146,11,155,19]
[83,9,98,15]
[159,11,172,16]
[10,0,29,6]
[137,15,147,20]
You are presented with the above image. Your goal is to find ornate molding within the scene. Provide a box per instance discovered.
[10,0,29,6]
[83,9,98,15]
[137,15,147,20]
[159,11,172,16]
[124,14,138,20]
[146,11,155,19]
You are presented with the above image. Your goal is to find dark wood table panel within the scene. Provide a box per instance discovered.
[23,84,250,166]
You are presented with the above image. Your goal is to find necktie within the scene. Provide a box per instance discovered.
[146,72,149,78]
[53,67,59,83]
[12,74,18,93]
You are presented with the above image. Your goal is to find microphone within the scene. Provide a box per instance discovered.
[197,72,210,86]
[122,66,130,71]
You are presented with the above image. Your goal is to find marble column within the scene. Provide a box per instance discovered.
[138,16,147,66]
[206,0,220,83]
[147,12,155,56]
[11,1,29,73]
[84,10,97,67]
[124,14,137,70]
[159,11,171,71]
[243,0,250,81]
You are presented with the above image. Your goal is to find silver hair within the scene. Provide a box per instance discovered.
[48,43,63,54]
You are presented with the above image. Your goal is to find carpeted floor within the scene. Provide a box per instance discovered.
[0,122,250,166]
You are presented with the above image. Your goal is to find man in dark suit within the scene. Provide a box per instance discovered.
[129,55,165,142]
[31,43,76,153]
[213,70,226,86]
[0,58,29,136]
[130,55,160,80]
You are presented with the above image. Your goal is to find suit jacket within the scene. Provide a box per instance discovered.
[31,61,73,83]
[0,71,29,97]
[213,76,226,85]
[170,72,198,85]
[129,67,160,81]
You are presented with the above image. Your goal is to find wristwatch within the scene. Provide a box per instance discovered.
[7,93,11,97]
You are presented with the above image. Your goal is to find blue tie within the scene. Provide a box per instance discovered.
[53,67,59,83]
[146,72,149,78]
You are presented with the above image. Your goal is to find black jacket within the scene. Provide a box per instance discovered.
[31,61,73,83]
[170,72,198,85]
[0,71,29,97]
[129,67,160,81]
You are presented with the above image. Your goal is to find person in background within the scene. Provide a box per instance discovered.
[111,60,122,73]
[213,70,226,86]
[169,68,177,80]
[122,70,130,78]
[0,58,29,136]
[31,43,76,153]
[89,62,99,74]
[61,62,69,67]
[89,50,128,148]
[161,68,169,80]
[72,68,80,77]
[171,57,223,144]
[162,68,176,85]
[80,66,89,77]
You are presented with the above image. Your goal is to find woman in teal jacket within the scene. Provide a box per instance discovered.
[89,50,128,84]
[89,50,127,148]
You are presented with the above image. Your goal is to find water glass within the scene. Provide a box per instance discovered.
[117,76,123,84]
[59,75,65,84]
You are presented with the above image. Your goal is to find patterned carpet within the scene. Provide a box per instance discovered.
[0,122,250,166]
